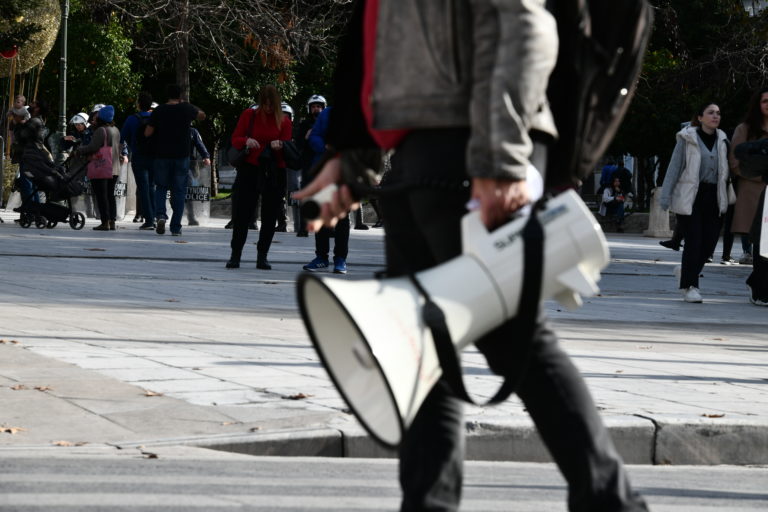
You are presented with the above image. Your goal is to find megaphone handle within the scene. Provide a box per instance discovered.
[414,209,545,405]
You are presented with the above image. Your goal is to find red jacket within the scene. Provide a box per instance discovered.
[231,108,293,167]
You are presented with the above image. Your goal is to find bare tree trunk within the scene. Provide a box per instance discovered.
[176,0,190,100]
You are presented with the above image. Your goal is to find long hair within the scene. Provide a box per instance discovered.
[689,102,718,128]
[257,85,284,127]
[741,86,768,140]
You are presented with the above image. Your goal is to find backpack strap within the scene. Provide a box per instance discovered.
[407,203,545,405]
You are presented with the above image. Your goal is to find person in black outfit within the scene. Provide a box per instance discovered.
[294,2,648,510]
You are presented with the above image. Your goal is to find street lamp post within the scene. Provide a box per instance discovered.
[58,0,69,135]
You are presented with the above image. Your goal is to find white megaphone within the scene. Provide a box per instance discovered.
[297,189,609,448]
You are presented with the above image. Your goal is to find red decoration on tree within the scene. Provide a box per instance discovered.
[1,46,19,59]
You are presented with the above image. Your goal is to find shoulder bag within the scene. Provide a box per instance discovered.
[228,110,256,167]
[86,128,114,179]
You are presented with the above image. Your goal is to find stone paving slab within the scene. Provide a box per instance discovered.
[0,210,766,464]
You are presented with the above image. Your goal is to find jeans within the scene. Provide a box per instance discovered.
[314,216,350,260]
[679,183,722,289]
[18,174,40,205]
[131,154,154,223]
[154,157,189,233]
[606,200,625,225]
[385,129,647,512]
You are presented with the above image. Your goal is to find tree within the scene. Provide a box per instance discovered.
[36,0,141,121]
[610,0,768,209]
[97,0,353,101]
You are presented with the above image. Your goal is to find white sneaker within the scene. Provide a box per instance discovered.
[750,296,768,307]
[683,286,703,303]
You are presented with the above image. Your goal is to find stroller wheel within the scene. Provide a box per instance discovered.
[69,212,86,230]
[19,214,33,228]
[35,217,48,229]
[46,220,58,229]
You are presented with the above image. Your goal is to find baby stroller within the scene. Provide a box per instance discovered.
[14,143,87,230]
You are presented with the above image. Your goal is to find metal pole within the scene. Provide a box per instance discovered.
[0,135,5,210]
[58,0,69,135]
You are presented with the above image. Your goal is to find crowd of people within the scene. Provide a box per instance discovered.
[656,89,768,306]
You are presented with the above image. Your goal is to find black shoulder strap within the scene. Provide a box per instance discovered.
[409,205,545,405]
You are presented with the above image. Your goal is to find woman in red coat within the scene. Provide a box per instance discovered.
[226,85,292,269]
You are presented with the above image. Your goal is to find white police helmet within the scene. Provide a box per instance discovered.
[306,94,327,112]
[281,102,294,118]
[91,103,105,113]
[69,112,89,126]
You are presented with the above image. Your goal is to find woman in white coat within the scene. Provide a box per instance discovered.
[660,103,730,303]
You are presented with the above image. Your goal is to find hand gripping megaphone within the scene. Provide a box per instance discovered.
[296,189,609,448]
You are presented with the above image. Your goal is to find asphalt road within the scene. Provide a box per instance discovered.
[1,446,767,511]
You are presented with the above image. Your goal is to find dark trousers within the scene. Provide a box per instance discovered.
[314,217,350,260]
[229,162,282,258]
[385,129,646,512]
[679,183,722,289]
[91,176,118,223]
[747,188,767,301]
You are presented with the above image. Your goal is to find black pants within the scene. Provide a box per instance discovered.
[91,176,118,223]
[679,183,722,289]
[385,129,646,512]
[314,217,350,260]
[229,163,282,259]
[747,188,768,301]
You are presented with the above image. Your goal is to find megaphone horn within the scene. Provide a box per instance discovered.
[297,189,609,448]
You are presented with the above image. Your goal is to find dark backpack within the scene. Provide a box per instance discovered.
[545,0,653,190]
[133,113,154,157]
[734,138,768,180]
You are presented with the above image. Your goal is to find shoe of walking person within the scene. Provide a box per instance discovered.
[303,256,329,271]
[139,221,155,230]
[659,239,680,251]
[683,286,702,303]
[739,252,753,265]
[750,295,768,307]
[333,256,347,274]
[171,229,182,236]
[256,253,272,270]
[721,257,737,265]
[225,220,233,229]
[156,218,166,235]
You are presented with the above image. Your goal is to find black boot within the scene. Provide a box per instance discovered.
[256,252,272,270]
[226,250,241,269]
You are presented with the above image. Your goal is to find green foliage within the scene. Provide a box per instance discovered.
[610,0,768,202]
[37,3,141,125]
[0,0,45,51]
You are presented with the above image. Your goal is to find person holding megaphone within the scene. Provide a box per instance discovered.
[293,2,649,511]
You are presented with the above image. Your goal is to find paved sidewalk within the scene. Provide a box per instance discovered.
[0,211,766,465]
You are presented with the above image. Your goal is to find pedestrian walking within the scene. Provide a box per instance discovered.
[660,103,730,303]
[120,91,156,230]
[78,105,121,231]
[729,87,768,265]
[144,84,206,236]
[294,1,649,510]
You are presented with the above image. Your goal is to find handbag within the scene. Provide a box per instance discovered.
[228,109,256,167]
[86,128,114,179]
[227,145,249,167]
[727,180,737,205]
[282,140,302,170]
